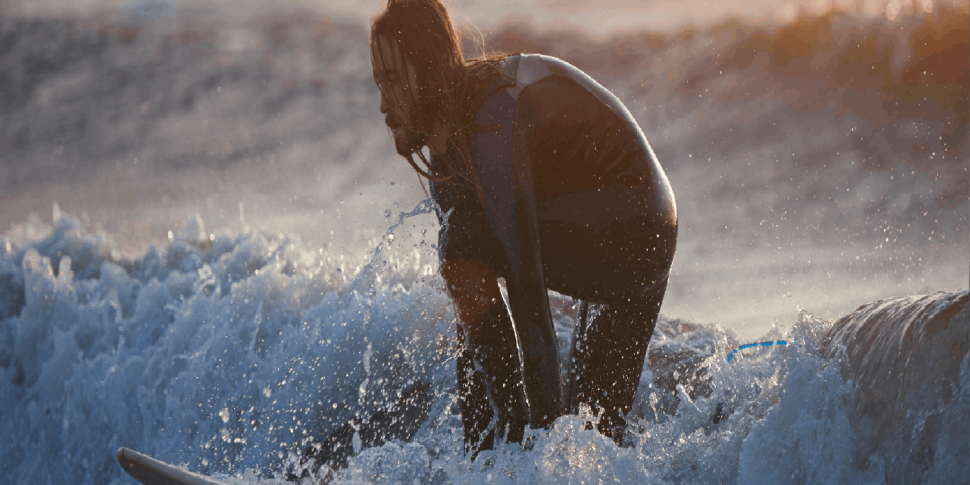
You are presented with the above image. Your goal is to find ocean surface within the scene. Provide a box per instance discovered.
[0,210,966,484]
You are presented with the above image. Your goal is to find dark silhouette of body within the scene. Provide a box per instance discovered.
[431,53,677,451]
[289,3,678,478]
[292,0,683,469]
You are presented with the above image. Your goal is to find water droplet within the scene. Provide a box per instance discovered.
[384,209,392,218]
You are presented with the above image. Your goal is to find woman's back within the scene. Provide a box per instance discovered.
[466,54,677,226]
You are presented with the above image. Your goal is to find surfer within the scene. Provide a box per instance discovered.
[370,0,677,455]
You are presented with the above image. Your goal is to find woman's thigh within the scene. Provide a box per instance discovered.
[438,191,677,306]
[539,210,676,304]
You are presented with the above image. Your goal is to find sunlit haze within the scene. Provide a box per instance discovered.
[1,0,952,35]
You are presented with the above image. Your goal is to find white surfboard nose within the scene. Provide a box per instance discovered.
[117,447,229,485]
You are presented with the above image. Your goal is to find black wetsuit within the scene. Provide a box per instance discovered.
[431,54,677,452]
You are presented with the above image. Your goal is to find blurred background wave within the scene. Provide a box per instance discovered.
[0,0,966,338]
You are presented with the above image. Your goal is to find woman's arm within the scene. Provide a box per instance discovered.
[472,74,563,428]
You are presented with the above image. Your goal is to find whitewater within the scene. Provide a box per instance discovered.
[1,204,966,484]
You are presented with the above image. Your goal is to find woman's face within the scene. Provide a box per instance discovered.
[371,36,425,157]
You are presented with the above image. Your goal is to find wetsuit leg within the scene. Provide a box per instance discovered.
[453,300,529,454]
[439,212,528,456]
[437,170,676,450]
[541,209,676,445]
[454,321,493,454]
[567,278,667,444]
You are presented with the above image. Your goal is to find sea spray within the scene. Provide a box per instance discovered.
[0,212,966,484]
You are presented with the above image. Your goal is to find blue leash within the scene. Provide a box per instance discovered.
[713,340,789,424]
[726,340,788,362]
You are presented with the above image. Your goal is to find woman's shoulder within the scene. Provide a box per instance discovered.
[467,54,605,122]
[517,54,628,119]
[467,53,580,97]
[512,54,590,86]
[472,54,565,95]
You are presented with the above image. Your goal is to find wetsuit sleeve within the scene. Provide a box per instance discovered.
[473,86,563,426]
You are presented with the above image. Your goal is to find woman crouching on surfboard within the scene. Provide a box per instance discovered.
[370,0,677,455]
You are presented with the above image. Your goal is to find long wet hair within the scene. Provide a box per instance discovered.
[370,0,512,201]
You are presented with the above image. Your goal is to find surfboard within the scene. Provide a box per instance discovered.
[116,447,230,485]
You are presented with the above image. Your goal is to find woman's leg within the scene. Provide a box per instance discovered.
[566,279,667,443]
[439,216,528,456]
[540,207,676,444]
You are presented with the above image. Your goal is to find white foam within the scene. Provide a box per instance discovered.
[0,211,965,484]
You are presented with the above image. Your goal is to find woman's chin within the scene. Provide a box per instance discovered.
[393,129,426,157]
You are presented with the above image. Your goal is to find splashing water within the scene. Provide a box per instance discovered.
[0,206,966,484]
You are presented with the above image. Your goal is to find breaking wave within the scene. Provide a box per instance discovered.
[0,210,966,484]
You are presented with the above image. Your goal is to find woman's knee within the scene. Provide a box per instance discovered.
[440,258,504,324]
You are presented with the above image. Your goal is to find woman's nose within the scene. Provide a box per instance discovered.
[379,91,390,115]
